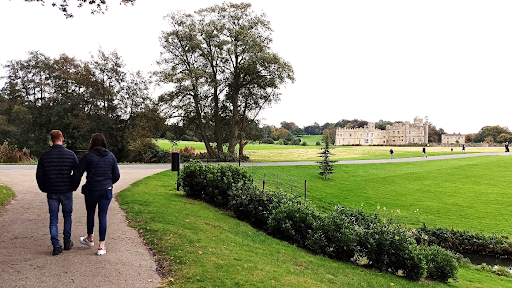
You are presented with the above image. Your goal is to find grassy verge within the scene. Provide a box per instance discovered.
[119,170,512,287]
[155,139,504,162]
[0,185,15,207]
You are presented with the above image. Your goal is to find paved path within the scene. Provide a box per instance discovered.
[0,164,170,288]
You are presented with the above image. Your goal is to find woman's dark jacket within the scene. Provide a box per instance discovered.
[73,147,120,192]
[36,144,79,194]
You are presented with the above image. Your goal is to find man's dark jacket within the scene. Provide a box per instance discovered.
[36,145,79,194]
[73,147,120,192]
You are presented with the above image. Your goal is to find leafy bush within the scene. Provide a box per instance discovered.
[301,142,308,146]
[306,206,358,261]
[415,224,512,257]
[420,245,458,283]
[267,198,322,247]
[230,186,292,230]
[262,138,274,144]
[316,141,321,146]
[290,138,301,145]
[179,161,253,208]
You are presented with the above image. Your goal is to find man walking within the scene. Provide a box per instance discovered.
[36,130,79,256]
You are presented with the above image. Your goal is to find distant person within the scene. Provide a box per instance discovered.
[462,144,466,154]
[422,146,427,158]
[389,148,394,159]
[451,147,453,153]
[506,142,510,153]
[36,130,79,256]
[74,133,120,256]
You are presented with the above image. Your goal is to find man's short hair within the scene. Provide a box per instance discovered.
[50,130,63,143]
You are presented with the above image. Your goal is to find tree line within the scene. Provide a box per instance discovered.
[1,2,294,162]
[0,50,167,162]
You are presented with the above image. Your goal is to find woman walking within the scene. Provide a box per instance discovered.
[74,133,120,255]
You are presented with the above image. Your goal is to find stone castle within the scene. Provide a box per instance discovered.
[335,117,429,146]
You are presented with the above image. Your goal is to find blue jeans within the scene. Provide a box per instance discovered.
[47,192,73,248]
[84,188,112,242]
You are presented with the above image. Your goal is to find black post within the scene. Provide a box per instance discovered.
[171,152,180,191]
[304,179,307,200]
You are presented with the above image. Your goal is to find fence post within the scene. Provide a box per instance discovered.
[304,180,307,200]
[263,168,266,191]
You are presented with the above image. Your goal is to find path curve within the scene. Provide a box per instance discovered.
[0,164,169,288]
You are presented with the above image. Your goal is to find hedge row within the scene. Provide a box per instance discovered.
[179,161,458,283]
[415,224,512,257]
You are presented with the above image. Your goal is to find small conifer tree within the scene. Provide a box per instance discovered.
[318,135,336,180]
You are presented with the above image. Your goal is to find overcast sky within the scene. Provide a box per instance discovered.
[1,0,511,134]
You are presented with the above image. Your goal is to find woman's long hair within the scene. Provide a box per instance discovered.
[88,133,108,151]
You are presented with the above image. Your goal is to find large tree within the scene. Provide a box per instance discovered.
[157,2,294,159]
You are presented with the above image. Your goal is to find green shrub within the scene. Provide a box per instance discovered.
[420,245,458,283]
[290,138,301,145]
[267,198,322,247]
[179,160,209,199]
[179,161,253,208]
[415,224,512,257]
[262,138,274,144]
[306,206,358,261]
[230,186,292,230]
[316,141,321,146]
[301,142,308,146]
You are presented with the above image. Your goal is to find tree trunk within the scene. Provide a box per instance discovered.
[213,83,223,154]
[227,68,240,155]
[193,95,215,158]
[238,138,249,158]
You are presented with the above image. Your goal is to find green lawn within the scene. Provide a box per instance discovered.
[254,156,512,235]
[118,158,512,287]
[298,135,323,145]
[0,185,15,208]
[156,139,504,162]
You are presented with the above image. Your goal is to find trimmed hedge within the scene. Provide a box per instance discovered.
[179,160,253,208]
[179,162,458,282]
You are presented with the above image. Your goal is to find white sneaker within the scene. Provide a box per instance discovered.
[79,236,94,247]
[97,247,106,256]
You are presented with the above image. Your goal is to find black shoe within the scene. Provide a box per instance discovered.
[52,246,63,256]
[64,241,73,251]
